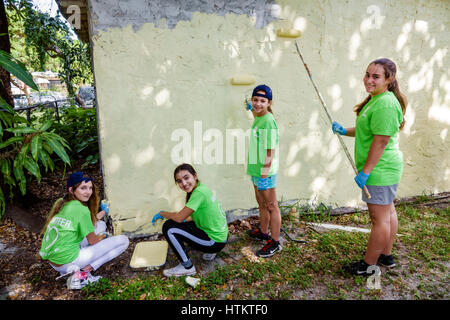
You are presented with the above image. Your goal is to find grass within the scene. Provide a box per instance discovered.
[82,197,449,300]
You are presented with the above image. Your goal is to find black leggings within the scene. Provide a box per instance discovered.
[162,220,226,265]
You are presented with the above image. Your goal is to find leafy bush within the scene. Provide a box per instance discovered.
[0,104,71,216]
[35,105,99,168]
[0,50,71,217]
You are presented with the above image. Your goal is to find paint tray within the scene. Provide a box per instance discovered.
[129,240,168,271]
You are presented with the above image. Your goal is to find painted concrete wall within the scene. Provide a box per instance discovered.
[88,0,450,236]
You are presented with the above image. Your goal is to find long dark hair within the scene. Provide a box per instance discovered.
[174,163,199,203]
[354,58,408,130]
[41,180,99,235]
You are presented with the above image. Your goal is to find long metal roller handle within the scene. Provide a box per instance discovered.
[294,41,371,199]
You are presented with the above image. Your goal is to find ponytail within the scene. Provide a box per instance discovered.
[388,79,408,130]
[353,95,371,116]
[41,197,67,235]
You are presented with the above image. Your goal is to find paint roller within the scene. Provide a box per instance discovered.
[292,40,371,199]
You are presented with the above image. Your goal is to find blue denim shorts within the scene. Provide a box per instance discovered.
[251,174,278,189]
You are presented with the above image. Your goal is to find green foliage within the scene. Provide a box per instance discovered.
[6,0,93,94]
[0,50,38,90]
[0,112,71,216]
[35,105,99,168]
[0,49,71,217]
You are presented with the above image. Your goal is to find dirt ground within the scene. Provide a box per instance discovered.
[0,162,448,300]
[0,161,259,299]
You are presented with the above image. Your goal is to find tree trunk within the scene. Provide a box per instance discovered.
[0,1,13,107]
[0,1,14,211]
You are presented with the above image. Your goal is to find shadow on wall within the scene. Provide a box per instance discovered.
[96,1,448,234]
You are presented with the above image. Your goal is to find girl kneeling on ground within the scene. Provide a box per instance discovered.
[152,163,228,277]
[40,172,129,289]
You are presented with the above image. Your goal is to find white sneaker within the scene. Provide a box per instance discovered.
[202,253,216,261]
[163,263,196,277]
[67,271,102,289]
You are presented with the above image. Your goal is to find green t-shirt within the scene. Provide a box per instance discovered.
[40,200,95,264]
[186,183,228,243]
[247,112,279,177]
[355,91,404,186]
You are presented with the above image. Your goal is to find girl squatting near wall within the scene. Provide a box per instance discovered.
[152,164,228,277]
[40,172,129,289]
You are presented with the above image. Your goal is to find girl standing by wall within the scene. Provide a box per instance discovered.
[332,58,407,275]
[245,84,282,258]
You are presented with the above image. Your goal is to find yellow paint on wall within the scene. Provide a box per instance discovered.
[92,1,450,235]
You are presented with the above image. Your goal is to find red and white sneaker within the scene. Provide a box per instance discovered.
[67,270,102,289]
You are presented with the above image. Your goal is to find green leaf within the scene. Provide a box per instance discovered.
[6,127,37,134]
[0,108,13,126]
[13,162,26,195]
[1,158,10,176]
[39,120,53,132]
[31,135,41,161]
[38,149,52,172]
[18,143,30,163]
[0,136,24,149]
[13,115,28,124]
[0,96,14,114]
[0,50,39,91]
[23,157,41,182]
[42,136,70,164]
[42,141,54,154]
[44,132,70,149]
[0,159,15,187]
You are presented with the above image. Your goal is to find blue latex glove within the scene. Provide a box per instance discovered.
[100,201,109,215]
[257,177,269,191]
[354,171,370,189]
[332,121,347,135]
[152,211,164,225]
[245,98,252,111]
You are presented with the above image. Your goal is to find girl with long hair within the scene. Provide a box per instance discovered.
[152,164,228,277]
[332,58,407,275]
[40,172,129,289]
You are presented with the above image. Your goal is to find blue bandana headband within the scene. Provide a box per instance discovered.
[67,171,93,190]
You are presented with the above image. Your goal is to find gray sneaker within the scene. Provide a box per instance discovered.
[163,263,196,277]
[202,253,216,261]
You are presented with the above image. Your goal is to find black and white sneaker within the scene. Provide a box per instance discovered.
[344,260,377,276]
[378,254,396,268]
[256,239,282,258]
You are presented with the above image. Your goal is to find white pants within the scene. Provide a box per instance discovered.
[51,221,129,275]
[81,220,107,248]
